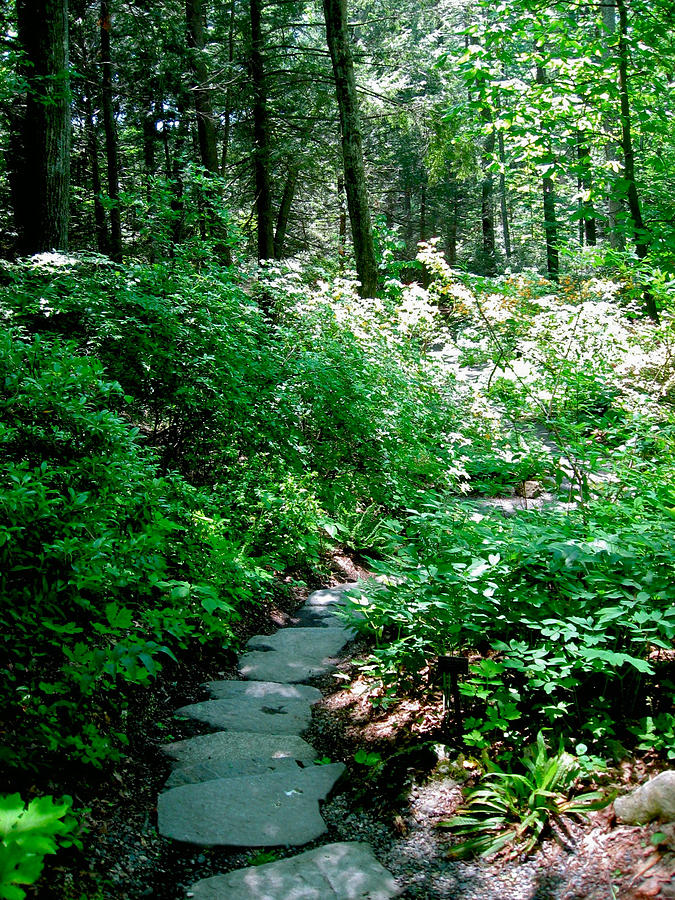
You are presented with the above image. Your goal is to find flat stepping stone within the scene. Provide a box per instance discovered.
[162,731,316,767]
[304,584,358,607]
[246,627,352,656]
[239,627,352,683]
[165,757,303,789]
[291,605,347,628]
[238,649,338,684]
[206,680,322,704]
[188,841,401,899]
[175,697,313,735]
[158,763,345,847]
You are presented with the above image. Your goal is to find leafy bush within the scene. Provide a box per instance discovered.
[0,330,242,769]
[0,252,472,774]
[345,483,675,758]
[0,794,79,900]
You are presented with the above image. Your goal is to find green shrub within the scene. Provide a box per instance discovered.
[0,331,238,769]
[0,794,79,900]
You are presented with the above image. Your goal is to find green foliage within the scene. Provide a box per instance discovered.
[354,749,382,767]
[0,252,469,776]
[0,328,243,768]
[442,733,608,858]
[0,794,79,900]
[345,442,675,758]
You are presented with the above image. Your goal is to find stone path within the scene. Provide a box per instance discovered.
[157,583,401,899]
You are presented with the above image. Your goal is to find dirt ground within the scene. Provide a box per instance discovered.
[32,552,675,899]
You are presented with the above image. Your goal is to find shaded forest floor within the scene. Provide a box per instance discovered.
[35,549,674,900]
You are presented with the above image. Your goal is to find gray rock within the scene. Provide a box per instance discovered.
[246,627,352,656]
[165,757,303,789]
[158,764,346,847]
[238,650,338,684]
[614,770,675,824]
[291,605,350,629]
[175,697,313,735]
[162,731,316,767]
[515,480,544,499]
[188,841,401,899]
[205,680,322,704]
[238,627,352,683]
[304,584,358,607]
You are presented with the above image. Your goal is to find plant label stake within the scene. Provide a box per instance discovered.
[438,655,469,733]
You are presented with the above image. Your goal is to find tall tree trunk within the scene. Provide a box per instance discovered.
[274,165,298,259]
[338,172,347,270]
[84,92,108,254]
[169,95,189,253]
[542,174,559,281]
[185,0,219,173]
[420,181,427,243]
[77,22,108,254]
[15,0,70,253]
[143,112,156,182]
[536,65,559,281]
[100,0,123,262]
[323,0,378,297]
[221,0,236,171]
[577,133,596,246]
[616,0,657,320]
[445,175,458,267]
[186,0,232,263]
[481,112,496,274]
[601,0,625,249]
[497,129,511,261]
[250,0,274,260]
[403,183,412,250]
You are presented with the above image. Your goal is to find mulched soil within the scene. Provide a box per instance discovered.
[29,549,675,899]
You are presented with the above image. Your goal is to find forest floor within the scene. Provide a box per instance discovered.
[38,547,674,899]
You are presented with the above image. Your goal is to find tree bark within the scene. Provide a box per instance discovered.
[497,129,511,261]
[250,0,275,260]
[221,0,236,172]
[84,92,108,254]
[274,165,298,259]
[419,182,427,243]
[536,65,559,281]
[185,0,220,174]
[481,109,496,274]
[100,0,123,261]
[542,174,559,281]
[577,133,596,246]
[323,0,378,297]
[616,0,657,320]
[403,183,412,250]
[15,0,70,253]
[338,172,347,269]
[76,22,108,254]
[601,0,626,249]
[445,175,458,267]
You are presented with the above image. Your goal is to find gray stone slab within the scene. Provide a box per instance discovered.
[238,649,338,684]
[246,627,351,657]
[175,697,313,735]
[165,757,303,789]
[206,680,322,704]
[291,605,347,629]
[188,841,401,899]
[305,584,358,607]
[162,731,316,767]
[158,763,346,847]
